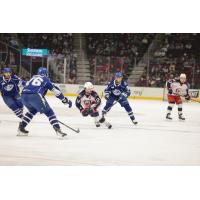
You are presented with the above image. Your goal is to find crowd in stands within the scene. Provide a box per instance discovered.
[136,34,200,89]
[86,33,155,85]
[18,33,73,57]
[1,33,200,88]
[0,33,20,48]
[0,33,77,84]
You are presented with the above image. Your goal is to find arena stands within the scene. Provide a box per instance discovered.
[86,33,155,85]
[136,34,200,89]
[1,33,200,88]
[0,33,77,83]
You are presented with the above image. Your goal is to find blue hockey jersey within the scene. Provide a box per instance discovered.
[0,75,26,96]
[22,75,65,100]
[105,80,131,97]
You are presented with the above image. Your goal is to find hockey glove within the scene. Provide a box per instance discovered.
[119,92,128,101]
[62,97,72,108]
[121,92,128,98]
[185,94,191,101]
[90,103,98,110]
[80,108,90,116]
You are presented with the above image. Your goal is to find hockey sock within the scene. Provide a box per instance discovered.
[45,109,60,129]
[178,104,183,115]
[48,115,60,129]
[13,108,23,119]
[167,103,174,114]
[123,103,135,120]
[123,103,132,113]
[128,111,135,120]
[21,111,35,127]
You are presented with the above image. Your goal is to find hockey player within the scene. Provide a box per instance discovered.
[76,82,112,128]
[18,67,72,138]
[100,72,138,125]
[166,73,190,120]
[0,67,26,119]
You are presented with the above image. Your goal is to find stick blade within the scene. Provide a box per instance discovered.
[76,128,80,133]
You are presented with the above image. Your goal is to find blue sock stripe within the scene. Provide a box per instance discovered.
[14,110,21,114]
[49,115,56,120]
[18,114,23,119]
[14,108,20,112]
[128,111,133,116]
[22,119,29,125]
[24,114,32,120]
[16,112,23,117]
[14,109,22,114]
[52,122,59,126]
[50,119,58,124]
[26,113,33,119]
[52,123,60,129]
[49,118,56,122]
[23,116,31,123]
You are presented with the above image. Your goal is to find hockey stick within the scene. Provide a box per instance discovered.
[104,99,119,114]
[58,120,80,133]
[101,91,119,111]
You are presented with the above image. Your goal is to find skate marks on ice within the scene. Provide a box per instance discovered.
[0,98,200,165]
[0,117,199,135]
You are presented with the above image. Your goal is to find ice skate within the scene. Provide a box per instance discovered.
[17,122,29,136]
[54,127,67,138]
[178,113,185,121]
[166,113,172,120]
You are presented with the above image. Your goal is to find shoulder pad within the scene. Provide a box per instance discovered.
[12,75,19,80]
[91,90,98,96]
[79,89,85,95]
[123,80,128,86]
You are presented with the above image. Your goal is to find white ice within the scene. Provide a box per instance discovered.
[0,96,199,165]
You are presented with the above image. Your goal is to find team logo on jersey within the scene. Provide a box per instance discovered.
[4,84,14,91]
[175,88,182,95]
[83,100,91,107]
[113,89,121,96]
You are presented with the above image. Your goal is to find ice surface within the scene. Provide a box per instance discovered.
[0,96,199,165]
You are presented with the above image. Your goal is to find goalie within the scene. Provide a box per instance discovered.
[76,82,111,128]
[166,73,190,120]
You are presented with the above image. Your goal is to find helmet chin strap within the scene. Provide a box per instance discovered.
[3,75,11,81]
[85,89,92,95]
[115,80,121,85]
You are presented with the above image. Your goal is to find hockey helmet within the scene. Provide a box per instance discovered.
[84,82,94,90]
[37,67,48,76]
[115,71,123,78]
[2,67,12,80]
[180,73,186,83]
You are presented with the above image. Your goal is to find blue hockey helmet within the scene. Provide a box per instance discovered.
[2,67,12,74]
[115,71,123,78]
[37,67,48,76]
[2,67,12,81]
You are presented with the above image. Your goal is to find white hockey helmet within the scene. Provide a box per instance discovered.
[180,73,186,83]
[84,82,94,90]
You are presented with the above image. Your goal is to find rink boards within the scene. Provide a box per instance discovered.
[47,84,200,102]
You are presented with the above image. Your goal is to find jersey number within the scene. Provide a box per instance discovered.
[27,77,43,86]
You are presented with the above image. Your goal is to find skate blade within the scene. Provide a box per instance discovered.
[57,133,67,139]
[165,118,172,121]
[16,131,28,136]
[108,125,112,129]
